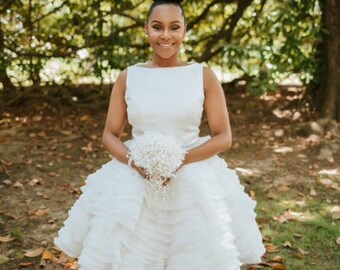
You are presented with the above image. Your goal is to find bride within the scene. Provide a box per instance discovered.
[54,0,266,269]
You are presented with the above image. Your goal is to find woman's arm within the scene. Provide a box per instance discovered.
[182,66,232,165]
[102,69,130,164]
[102,69,150,179]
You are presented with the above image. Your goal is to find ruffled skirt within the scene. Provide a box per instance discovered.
[54,137,265,270]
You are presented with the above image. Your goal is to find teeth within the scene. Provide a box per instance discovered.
[159,44,173,47]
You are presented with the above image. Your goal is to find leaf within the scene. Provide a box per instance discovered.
[28,178,44,186]
[298,248,309,255]
[2,179,11,186]
[13,181,24,189]
[0,235,15,243]
[36,191,50,200]
[271,263,286,269]
[39,259,47,267]
[48,172,58,177]
[294,251,304,259]
[319,178,340,191]
[273,209,314,223]
[64,259,80,269]
[60,130,73,136]
[267,192,276,199]
[24,247,44,257]
[272,255,283,262]
[282,241,292,248]
[80,115,90,121]
[19,262,34,267]
[330,205,340,220]
[32,115,43,122]
[62,155,72,160]
[42,249,54,260]
[89,134,98,140]
[0,254,9,265]
[277,185,289,192]
[34,208,50,216]
[265,243,279,253]
[309,187,317,196]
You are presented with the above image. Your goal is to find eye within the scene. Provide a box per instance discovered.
[152,25,162,31]
[171,25,180,31]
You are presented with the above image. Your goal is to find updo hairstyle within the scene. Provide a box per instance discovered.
[147,0,186,23]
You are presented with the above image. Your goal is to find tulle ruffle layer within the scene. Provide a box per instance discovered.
[54,140,265,270]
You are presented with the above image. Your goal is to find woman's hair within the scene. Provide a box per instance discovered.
[147,0,186,23]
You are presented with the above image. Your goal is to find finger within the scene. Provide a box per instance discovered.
[162,179,170,186]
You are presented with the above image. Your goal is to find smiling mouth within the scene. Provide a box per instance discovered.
[158,43,175,47]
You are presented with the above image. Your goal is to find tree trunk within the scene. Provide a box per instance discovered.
[319,0,340,120]
[0,3,16,102]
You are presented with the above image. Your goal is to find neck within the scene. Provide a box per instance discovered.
[150,55,184,68]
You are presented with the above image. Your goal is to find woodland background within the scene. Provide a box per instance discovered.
[0,0,339,269]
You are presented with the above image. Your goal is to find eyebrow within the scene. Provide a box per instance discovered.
[151,20,183,24]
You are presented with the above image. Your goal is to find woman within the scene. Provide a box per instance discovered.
[54,0,266,269]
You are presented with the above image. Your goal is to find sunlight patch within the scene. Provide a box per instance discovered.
[273,146,293,154]
[235,167,255,176]
[318,168,339,176]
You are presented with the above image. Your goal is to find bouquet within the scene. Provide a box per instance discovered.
[128,131,186,219]
[129,131,186,179]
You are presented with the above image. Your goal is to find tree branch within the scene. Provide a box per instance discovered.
[197,0,254,62]
[0,0,17,14]
[186,0,235,30]
[31,0,69,24]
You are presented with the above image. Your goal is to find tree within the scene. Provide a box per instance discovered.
[0,0,16,97]
[2,0,338,120]
[312,0,340,120]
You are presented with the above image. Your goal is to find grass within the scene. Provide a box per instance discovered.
[13,250,24,259]
[10,227,23,241]
[253,182,340,270]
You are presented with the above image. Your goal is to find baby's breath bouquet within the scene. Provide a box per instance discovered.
[128,131,186,219]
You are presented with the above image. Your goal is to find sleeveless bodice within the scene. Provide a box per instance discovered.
[125,63,204,148]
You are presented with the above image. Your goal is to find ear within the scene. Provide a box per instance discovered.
[182,24,187,38]
[144,24,148,36]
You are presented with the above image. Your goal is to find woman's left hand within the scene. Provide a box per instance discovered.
[162,163,184,186]
[162,177,171,186]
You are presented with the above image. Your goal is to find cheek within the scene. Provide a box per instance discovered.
[147,34,158,44]
[174,33,185,43]
[147,31,160,41]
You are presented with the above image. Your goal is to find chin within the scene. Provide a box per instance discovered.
[154,51,180,60]
[157,54,177,59]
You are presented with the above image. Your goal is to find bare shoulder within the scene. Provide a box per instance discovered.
[116,68,128,86]
[203,66,222,94]
[111,68,128,94]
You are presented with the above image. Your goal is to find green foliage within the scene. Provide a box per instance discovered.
[0,0,322,93]
[10,227,23,241]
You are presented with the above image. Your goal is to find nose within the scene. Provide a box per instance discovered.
[161,28,171,40]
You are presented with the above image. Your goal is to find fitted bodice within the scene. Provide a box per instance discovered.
[125,62,204,148]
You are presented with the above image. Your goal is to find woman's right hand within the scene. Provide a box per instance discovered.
[131,161,150,181]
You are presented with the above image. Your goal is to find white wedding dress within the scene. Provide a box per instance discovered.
[54,62,266,270]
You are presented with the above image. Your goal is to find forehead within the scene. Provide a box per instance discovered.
[148,4,184,23]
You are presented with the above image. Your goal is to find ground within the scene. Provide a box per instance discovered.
[0,86,339,269]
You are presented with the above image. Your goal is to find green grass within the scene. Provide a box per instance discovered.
[12,250,24,259]
[254,184,340,270]
[10,227,23,241]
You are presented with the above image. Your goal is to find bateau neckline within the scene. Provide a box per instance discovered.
[133,62,198,69]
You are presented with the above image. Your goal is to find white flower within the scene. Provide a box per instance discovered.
[128,131,186,221]
[129,131,186,180]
